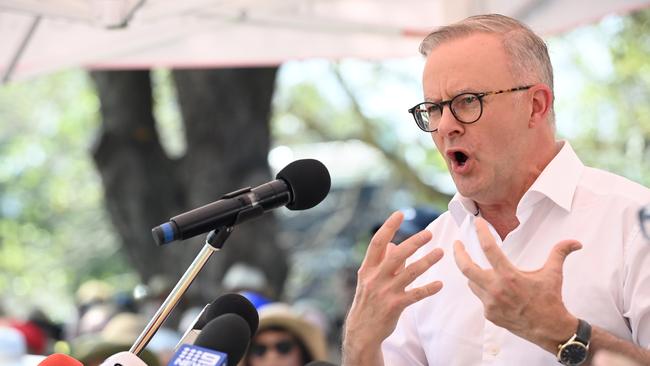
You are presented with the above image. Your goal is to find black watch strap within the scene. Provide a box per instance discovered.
[575,319,592,344]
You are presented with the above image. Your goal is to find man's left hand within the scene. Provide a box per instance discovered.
[453,217,583,353]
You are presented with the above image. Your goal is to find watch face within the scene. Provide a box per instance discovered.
[559,343,588,365]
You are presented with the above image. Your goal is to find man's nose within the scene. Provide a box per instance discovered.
[435,104,464,138]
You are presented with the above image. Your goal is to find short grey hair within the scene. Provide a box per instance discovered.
[420,14,555,126]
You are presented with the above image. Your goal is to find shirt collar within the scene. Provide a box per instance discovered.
[449,194,479,226]
[524,140,583,212]
[448,141,584,226]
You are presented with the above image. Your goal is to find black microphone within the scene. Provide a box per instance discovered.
[175,293,259,348]
[168,313,252,366]
[195,314,251,366]
[152,159,331,245]
[195,293,259,334]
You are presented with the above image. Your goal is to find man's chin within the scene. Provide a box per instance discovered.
[452,177,482,198]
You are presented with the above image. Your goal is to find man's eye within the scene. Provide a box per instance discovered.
[426,104,442,113]
[461,95,477,104]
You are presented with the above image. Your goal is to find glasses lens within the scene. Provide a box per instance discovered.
[275,340,295,355]
[413,103,441,131]
[250,344,267,357]
[451,93,482,123]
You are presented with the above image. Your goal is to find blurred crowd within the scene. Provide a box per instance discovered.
[0,264,335,366]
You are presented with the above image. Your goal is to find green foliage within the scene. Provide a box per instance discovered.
[0,71,136,320]
[272,60,452,208]
[554,9,650,186]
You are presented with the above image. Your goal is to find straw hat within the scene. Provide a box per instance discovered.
[256,303,328,361]
[76,280,114,305]
[100,313,148,344]
[70,333,160,366]
[71,312,162,366]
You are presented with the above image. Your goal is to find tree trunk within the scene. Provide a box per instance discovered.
[172,68,287,299]
[90,67,286,308]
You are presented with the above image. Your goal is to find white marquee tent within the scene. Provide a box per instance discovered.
[1,0,650,83]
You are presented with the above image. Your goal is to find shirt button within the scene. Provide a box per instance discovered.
[487,344,500,356]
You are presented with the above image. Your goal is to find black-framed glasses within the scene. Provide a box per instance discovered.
[408,85,534,132]
[640,205,650,241]
[249,339,296,357]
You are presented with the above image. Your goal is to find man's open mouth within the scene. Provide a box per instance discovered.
[454,151,469,166]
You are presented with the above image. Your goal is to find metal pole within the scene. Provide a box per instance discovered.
[2,15,41,84]
[129,243,218,355]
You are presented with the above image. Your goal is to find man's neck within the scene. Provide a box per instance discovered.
[473,140,563,240]
[477,203,520,240]
[472,166,534,239]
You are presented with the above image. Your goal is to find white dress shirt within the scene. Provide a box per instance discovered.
[382,141,650,365]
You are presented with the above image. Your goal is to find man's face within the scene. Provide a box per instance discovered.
[423,33,532,204]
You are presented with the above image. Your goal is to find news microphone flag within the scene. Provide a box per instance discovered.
[168,344,227,366]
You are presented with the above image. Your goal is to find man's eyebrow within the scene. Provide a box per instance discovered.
[424,88,480,103]
[455,87,480,94]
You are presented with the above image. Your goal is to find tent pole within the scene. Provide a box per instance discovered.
[2,15,41,84]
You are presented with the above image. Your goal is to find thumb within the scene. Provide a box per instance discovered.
[544,240,582,274]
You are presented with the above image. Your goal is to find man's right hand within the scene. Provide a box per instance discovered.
[342,211,444,366]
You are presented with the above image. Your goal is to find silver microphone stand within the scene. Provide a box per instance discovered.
[129,226,233,355]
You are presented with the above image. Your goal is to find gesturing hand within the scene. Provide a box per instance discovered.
[453,217,583,353]
[343,211,444,363]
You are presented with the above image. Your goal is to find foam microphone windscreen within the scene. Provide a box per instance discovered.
[194,313,251,366]
[38,353,83,366]
[277,159,330,210]
[99,351,148,366]
[195,293,259,336]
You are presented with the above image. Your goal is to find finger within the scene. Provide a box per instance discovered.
[453,240,490,287]
[543,239,582,274]
[467,280,487,299]
[404,280,443,305]
[475,217,514,272]
[364,211,404,267]
[395,248,444,287]
[381,230,433,275]
[385,242,401,274]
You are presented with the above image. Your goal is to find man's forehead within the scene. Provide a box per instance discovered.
[421,33,511,99]
[423,33,508,70]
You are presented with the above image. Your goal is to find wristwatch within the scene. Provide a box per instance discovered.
[557,319,591,366]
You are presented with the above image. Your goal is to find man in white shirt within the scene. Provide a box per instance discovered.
[342,14,650,366]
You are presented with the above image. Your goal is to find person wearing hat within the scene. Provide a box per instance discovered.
[70,312,161,366]
[244,303,328,366]
[223,262,275,309]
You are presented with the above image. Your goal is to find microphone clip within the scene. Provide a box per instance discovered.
[205,226,234,250]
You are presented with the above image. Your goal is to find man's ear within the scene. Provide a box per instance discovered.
[528,84,553,128]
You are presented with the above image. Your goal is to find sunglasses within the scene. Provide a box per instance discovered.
[249,339,296,357]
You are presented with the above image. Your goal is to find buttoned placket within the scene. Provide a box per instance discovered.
[466,197,546,364]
